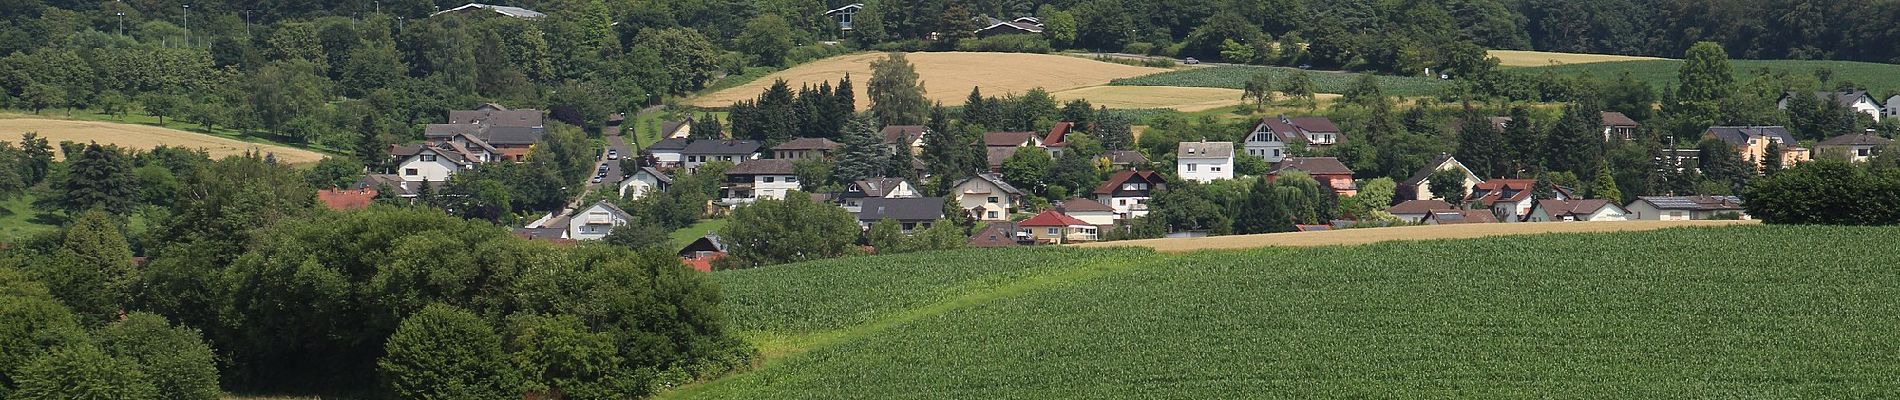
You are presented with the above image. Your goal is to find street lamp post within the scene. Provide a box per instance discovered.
[116,12,125,36]
[182,4,190,47]
[243,10,252,38]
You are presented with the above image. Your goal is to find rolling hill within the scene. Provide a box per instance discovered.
[668,225,1900,398]
[1514,59,1900,96]
[691,52,1173,110]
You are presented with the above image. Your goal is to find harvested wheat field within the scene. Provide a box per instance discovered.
[0,118,327,164]
[692,52,1169,109]
[1050,86,1246,112]
[1078,220,1758,252]
[1489,50,1667,67]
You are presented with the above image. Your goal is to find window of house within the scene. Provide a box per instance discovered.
[1122,183,1147,191]
[763,177,775,183]
[903,223,916,231]
[787,176,799,182]
[1047,228,1059,235]
[987,211,999,219]
[404,168,418,176]
[421,154,437,162]
[1186,163,1198,172]
[1860,148,1873,157]
[1118,199,1127,206]
[1272,149,1282,157]
[987,196,999,203]
[1211,166,1222,172]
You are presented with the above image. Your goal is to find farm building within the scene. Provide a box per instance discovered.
[1626,196,1748,221]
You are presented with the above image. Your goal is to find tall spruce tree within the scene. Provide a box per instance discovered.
[1502,106,1541,177]
[833,114,888,183]
[58,142,140,215]
[1542,101,1606,175]
[1454,105,1504,177]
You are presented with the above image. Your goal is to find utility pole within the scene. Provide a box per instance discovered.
[375,0,381,15]
[182,4,190,47]
[243,9,252,38]
[116,12,125,36]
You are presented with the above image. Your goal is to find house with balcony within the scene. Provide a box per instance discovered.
[567,200,633,241]
[1243,116,1342,162]
[1017,210,1098,244]
[720,159,798,205]
[683,140,763,171]
[1093,170,1166,219]
[951,173,1024,221]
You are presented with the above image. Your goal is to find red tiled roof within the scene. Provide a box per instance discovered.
[680,253,721,272]
[317,188,377,211]
[1018,210,1090,227]
[1043,122,1074,147]
[1469,179,1571,206]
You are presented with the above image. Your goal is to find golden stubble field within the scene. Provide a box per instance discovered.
[1488,50,1667,67]
[1077,220,1759,252]
[692,52,1172,110]
[0,118,327,164]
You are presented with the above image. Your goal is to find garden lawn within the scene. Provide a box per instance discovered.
[0,194,55,242]
[670,225,1900,399]
[670,218,729,247]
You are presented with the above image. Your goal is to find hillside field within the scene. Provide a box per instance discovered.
[1049,86,1247,112]
[670,225,1900,398]
[1110,65,1453,97]
[0,118,327,164]
[691,52,1170,110]
[1080,219,1757,252]
[1488,50,1667,67]
[1516,59,1900,96]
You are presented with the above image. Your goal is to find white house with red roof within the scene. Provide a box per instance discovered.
[1093,170,1167,219]
[1017,210,1097,244]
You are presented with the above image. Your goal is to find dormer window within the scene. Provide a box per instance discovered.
[421,154,438,162]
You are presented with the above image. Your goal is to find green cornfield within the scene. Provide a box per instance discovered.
[1110,66,1454,97]
[1515,59,1900,96]
[672,225,1900,399]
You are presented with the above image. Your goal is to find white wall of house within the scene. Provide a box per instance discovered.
[1888,96,1900,119]
[884,182,920,198]
[685,153,757,171]
[1852,97,1883,122]
[723,174,799,203]
[1583,206,1632,221]
[1177,156,1234,183]
[1626,201,1693,221]
[1069,211,1119,226]
[1391,212,1431,224]
[398,154,461,182]
[619,172,663,199]
[1096,194,1151,219]
[1411,173,1484,201]
[651,150,683,166]
[567,204,627,241]
[954,180,1016,221]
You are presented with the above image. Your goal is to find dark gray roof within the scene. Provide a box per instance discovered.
[881,126,928,145]
[1636,196,1744,211]
[774,137,842,151]
[679,233,725,255]
[448,109,542,127]
[1105,150,1148,165]
[852,178,912,198]
[579,200,635,221]
[649,138,690,151]
[1785,90,1874,107]
[683,140,763,155]
[955,173,1024,196]
[724,159,795,175]
[1177,141,1234,158]
[858,197,946,222]
[1817,133,1894,147]
[636,167,673,184]
[480,126,542,145]
[1705,126,1795,147]
[660,119,693,137]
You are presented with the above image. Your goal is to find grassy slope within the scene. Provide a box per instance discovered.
[673,225,1900,398]
[0,194,55,242]
[669,218,730,247]
[1516,59,1900,96]
[1110,65,1453,97]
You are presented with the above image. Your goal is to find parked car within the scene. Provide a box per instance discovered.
[1182,57,1200,65]
[590,176,602,183]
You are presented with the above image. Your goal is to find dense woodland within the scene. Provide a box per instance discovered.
[4,0,1900,399]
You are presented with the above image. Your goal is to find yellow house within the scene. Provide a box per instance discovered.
[1016,210,1099,244]
[1703,126,1810,170]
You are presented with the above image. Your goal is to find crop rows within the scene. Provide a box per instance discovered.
[683,225,1900,398]
[1110,65,1454,97]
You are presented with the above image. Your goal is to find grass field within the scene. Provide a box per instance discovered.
[1110,65,1453,97]
[691,52,1168,110]
[0,194,55,242]
[0,117,328,164]
[1516,59,1900,96]
[1489,50,1667,67]
[668,224,1900,398]
[670,218,729,247]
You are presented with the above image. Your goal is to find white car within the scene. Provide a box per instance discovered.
[607,150,619,160]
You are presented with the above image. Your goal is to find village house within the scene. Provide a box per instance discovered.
[353,174,443,201]
[1244,116,1343,162]
[1522,199,1633,222]
[966,222,1024,248]
[1779,90,1883,122]
[1888,95,1900,120]
[823,3,863,31]
[1704,126,1811,170]
[1093,170,1166,219]
[771,137,842,160]
[646,138,690,169]
[1176,141,1235,183]
[837,178,920,213]
[720,159,798,204]
[856,197,945,233]
[1102,150,1149,169]
[567,200,632,241]
[431,3,547,19]
[1043,122,1075,157]
[1626,196,1749,220]
[1017,210,1098,244]
[677,233,725,272]
[1400,154,1484,202]
[1424,209,1500,225]
[1058,198,1120,226]
[1387,199,1456,223]
[978,131,1043,171]
[881,125,930,155]
[659,118,694,140]
[618,167,671,199]
[1269,157,1358,196]
[1467,179,1572,222]
[390,143,478,182]
[974,17,1044,37]
[1601,111,1641,141]
[682,140,762,171]
[951,173,1024,221]
[1816,132,1893,163]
